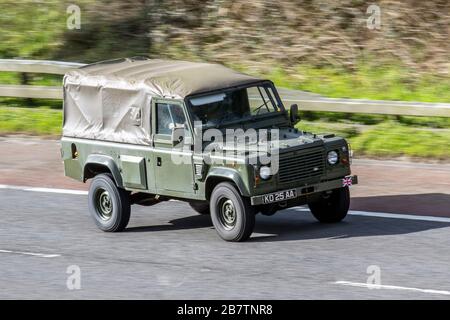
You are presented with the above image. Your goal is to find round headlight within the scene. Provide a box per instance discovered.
[259,166,271,180]
[327,150,339,165]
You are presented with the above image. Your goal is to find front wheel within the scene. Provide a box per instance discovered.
[210,182,255,242]
[88,173,131,232]
[308,187,350,223]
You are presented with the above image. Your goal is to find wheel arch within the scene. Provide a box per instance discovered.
[205,168,250,200]
[83,154,123,188]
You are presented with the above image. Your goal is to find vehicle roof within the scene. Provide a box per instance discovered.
[70,57,264,98]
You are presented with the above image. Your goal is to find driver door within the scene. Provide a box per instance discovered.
[151,99,195,196]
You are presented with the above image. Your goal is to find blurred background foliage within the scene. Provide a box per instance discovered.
[1,0,449,99]
[0,0,449,159]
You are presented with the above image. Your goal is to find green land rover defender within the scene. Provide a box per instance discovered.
[61,57,358,242]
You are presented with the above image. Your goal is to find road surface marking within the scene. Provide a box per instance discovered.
[0,184,87,195]
[293,207,450,223]
[335,281,450,296]
[0,249,61,258]
[348,210,450,223]
[1,184,450,223]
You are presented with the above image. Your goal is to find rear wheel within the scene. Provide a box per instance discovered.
[210,182,255,242]
[308,187,350,223]
[189,201,210,215]
[88,173,131,232]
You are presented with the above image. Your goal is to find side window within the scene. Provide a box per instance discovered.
[156,103,189,135]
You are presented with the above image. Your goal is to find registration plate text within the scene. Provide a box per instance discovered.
[262,189,297,204]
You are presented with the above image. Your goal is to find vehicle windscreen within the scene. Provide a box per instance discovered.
[188,83,282,127]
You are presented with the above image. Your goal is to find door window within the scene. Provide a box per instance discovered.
[156,103,188,135]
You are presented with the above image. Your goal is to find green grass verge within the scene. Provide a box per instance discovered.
[0,106,62,136]
[350,122,450,159]
[298,111,450,128]
[265,64,450,103]
[1,106,449,160]
[0,71,62,86]
[296,121,450,160]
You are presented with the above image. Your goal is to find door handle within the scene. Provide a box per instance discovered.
[157,157,162,166]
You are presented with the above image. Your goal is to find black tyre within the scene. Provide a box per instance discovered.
[210,182,255,242]
[189,201,210,215]
[88,173,131,232]
[308,187,350,223]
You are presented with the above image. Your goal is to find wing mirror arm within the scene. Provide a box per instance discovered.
[171,124,185,147]
[289,104,300,124]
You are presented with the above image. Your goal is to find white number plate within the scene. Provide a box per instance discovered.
[262,189,297,204]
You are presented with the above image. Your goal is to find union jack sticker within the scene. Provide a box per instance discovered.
[342,176,353,187]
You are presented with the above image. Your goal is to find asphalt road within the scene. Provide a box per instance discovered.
[1,137,449,299]
[1,187,450,299]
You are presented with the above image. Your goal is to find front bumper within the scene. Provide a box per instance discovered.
[250,175,358,206]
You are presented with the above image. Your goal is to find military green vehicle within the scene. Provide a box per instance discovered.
[61,57,357,242]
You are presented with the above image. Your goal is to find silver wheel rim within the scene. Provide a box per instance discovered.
[219,199,236,230]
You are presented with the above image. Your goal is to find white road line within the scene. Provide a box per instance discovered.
[0,249,61,258]
[348,210,450,223]
[1,184,450,223]
[0,184,87,195]
[335,281,450,296]
[295,207,311,212]
[293,207,450,223]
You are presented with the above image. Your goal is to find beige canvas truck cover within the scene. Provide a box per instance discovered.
[63,57,263,145]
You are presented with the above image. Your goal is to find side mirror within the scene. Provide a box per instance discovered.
[290,104,300,124]
[171,124,185,147]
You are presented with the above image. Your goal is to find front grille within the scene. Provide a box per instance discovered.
[277,148,325,184]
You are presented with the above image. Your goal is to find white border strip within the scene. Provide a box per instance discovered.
[335,281,450,296]
[293,207,450,223]
[0,184,87,195]
[349,210,450,223]
[0,249,60,258]
[1,184,450,223]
